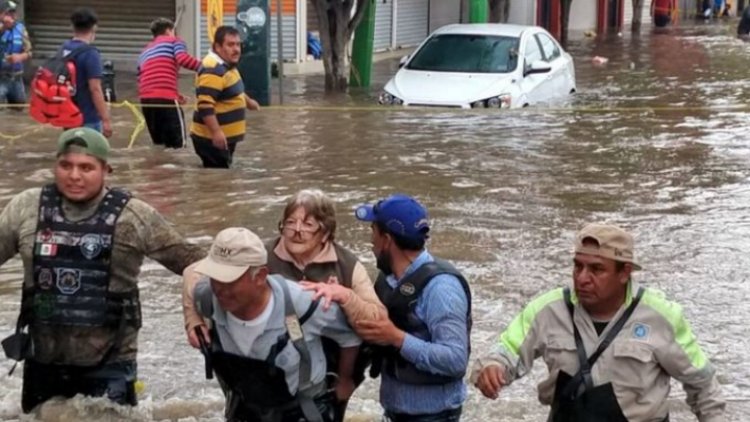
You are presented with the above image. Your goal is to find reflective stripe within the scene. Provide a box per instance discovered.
[499,288,564,359]
[640,289,708,369]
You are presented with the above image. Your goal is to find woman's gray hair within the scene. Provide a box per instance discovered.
[281,189,337,241]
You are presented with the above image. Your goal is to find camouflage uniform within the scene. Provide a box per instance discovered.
[0,186,205,409]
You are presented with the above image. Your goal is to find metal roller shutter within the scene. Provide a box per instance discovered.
[26,0,175,63]
[508,0,535,25]
[395,0,429,47]
[429,0,461,32]
[374,0,393,51]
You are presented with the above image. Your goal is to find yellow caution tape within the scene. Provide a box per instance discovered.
[1,100,749,145]
[112,100,146,149]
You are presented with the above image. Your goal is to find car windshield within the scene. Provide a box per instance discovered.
[406,34,520,73]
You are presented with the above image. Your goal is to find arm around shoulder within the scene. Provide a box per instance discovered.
[341,262,386,322]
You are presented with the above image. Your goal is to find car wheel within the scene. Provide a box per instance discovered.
[522,103,529,108]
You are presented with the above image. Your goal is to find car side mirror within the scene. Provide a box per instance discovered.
[524,60,552,76]
[398,55,409,68]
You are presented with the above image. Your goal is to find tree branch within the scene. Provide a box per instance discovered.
[347,0,370,38]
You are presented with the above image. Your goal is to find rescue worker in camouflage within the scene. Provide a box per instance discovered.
[471,223,725,422]
[0,127,205,413]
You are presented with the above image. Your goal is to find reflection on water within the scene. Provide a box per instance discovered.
[1,23,749,421]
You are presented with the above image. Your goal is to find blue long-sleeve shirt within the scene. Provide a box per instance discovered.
[380,250,469,414]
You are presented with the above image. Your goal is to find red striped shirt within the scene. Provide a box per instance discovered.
[137,35,201,100]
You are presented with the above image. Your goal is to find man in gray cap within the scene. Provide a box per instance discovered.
[186,227,360,422]
[0,127,205,413]
[0,0,32,105]
[471,223,725,422]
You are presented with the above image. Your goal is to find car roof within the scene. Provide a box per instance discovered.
[432,23,539,38]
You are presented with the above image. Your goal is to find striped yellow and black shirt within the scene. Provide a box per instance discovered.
[190,52,246,144]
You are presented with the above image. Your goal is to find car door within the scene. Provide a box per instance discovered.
[535,32,569,100]
[518,33,546,105]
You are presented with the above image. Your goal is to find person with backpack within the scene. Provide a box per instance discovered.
[60,7,112,137]
[186,227,360,421]
[0,0,32,105]
[137,18,201,149]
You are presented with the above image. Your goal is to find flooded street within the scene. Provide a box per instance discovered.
[1,21,750,421]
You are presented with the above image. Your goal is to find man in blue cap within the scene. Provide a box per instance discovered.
[353,194,472,422]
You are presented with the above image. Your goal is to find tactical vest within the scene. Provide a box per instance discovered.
[0,22,25,74]
[196,277,331,422]
[28,185,140,331]
[265,238,357,288]
[373,258,472,385]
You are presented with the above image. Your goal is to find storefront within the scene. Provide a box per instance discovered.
[25,0,175,65]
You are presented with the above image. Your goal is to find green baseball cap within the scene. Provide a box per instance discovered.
[57,127,110,162]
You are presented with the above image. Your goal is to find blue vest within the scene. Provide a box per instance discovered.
[1,22,26,74]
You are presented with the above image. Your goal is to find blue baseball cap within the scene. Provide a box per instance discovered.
[354,194,430,242]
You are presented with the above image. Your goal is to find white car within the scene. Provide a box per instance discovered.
[379,24,576,109]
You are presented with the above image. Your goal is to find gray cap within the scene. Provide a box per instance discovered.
[0,1,18,13]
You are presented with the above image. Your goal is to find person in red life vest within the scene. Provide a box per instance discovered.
[137,18,201,149]
[652,0,677,27]
[59,8,112,137]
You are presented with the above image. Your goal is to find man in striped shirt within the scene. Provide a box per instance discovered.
[137,18,201,149]
[190,26,260,169]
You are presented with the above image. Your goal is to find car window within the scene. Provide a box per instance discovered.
[523,36,543,71]
[407,34,520,73]
[536,33,561,62]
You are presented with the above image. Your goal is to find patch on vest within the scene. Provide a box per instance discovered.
[80,233,103,259]
[632,323,650,341]
[34,293,56,319]
[399,283,416,296]
[56,268,81,295]
[38,268,54,290]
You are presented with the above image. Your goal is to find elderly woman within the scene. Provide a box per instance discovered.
[183,189,384,420]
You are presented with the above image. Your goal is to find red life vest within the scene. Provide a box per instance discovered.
[29,45,95,128]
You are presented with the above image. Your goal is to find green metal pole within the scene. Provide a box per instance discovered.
[349,0,376,88]
[469,0,489,23]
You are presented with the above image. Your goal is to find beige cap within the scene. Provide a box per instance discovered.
[195,227,268,283]
[574,223,642,270]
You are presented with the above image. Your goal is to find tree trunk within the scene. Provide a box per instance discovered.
[631,0,643,32]
[560,0,574,45]
[313,0,369,92]
[489,0,510,22]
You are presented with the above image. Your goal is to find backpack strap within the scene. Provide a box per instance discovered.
[561,286,645,399]
[58,43,97,61]
[277,279,324,422]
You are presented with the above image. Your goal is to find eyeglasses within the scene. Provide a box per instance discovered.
[279,219,322,235]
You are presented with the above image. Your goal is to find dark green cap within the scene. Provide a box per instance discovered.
[57,127,110,162]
